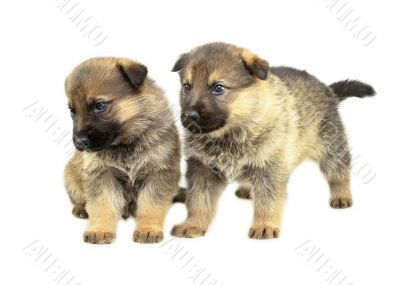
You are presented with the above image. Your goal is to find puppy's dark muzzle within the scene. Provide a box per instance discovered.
[73,134,90,151]
[73,130,115,152]
[181,110,202,133]
[183,110,200,122]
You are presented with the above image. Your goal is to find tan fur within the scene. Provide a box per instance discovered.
[84,172,124,244]
[64,152,86,205]
[64,57,181,244]
[171,43,356,239]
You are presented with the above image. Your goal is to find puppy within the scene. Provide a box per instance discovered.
[170,42,375,239]
[64,57,181,244]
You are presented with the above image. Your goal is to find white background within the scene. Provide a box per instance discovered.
[1,0,399,284]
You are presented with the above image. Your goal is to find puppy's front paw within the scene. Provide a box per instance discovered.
[83,231,115,244]
[330,197,352,209]
[133,228,163,243]
[248,225,280,239]
[171,223,206,238]
[72,204,88,219]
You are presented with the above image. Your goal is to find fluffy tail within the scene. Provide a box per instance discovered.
[330,80,375,101]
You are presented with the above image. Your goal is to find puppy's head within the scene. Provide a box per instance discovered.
[65,57,149,151]
[172,42,269,134]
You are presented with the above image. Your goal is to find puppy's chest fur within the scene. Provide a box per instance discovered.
[82,140,170,190]
[185,126,285,181]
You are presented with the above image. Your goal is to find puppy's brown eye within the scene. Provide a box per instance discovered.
[95,102,107,112]
[183,83,191,93]
[212,84,225,95]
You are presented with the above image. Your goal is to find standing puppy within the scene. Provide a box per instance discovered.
[171,43,375,239]
[64,57,181,244]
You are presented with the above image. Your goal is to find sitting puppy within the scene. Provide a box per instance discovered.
[64,57,181,244]
[171,42,375,239]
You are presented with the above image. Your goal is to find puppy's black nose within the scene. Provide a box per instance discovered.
[184,110,200,122]
[74,135,90,150]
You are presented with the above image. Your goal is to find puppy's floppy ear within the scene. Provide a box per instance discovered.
[241,49,269,80]
[172,53,190,72]
[116,60,148,89]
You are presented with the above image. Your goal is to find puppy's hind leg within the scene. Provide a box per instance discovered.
[235,183,252,200]
[64,155,88,219]
[172,187,187,203]
[318,120,353,209]
[72,203,88,219]
[320,157,353,209]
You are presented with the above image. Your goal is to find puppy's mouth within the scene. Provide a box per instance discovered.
[82,145,109,152]
[73,132,118,152]
[74,141,112,152]
[181,117,226,134]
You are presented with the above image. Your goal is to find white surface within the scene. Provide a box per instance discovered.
[0,1,399,284]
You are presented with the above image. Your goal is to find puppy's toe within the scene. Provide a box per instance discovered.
[83,231,115,244]
[330,197,352,209]
[248,225,280,240]
[235,187,251,199]
[72,204,88,219]
[133,228,163,243]
[171,224,206,238]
